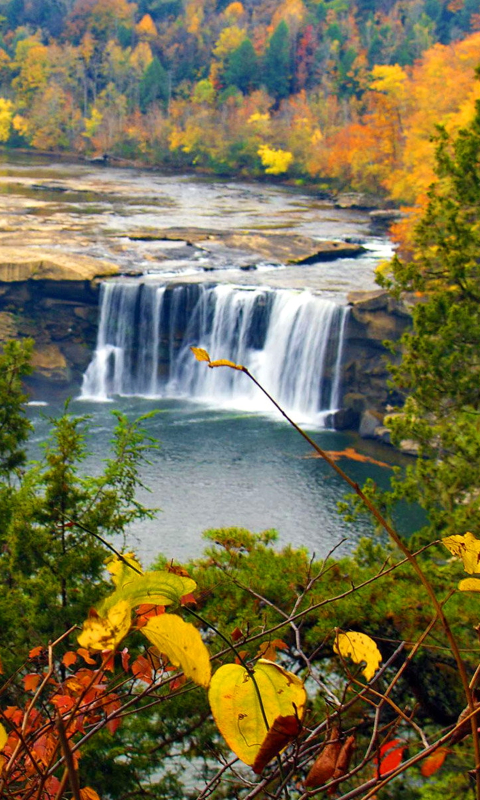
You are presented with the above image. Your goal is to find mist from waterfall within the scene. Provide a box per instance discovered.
[81,281,349,426]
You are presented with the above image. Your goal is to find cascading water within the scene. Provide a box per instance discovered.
[81,281,349,426]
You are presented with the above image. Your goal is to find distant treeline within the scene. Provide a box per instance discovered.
[0,0,479,210]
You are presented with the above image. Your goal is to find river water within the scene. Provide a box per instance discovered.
[1,153,410,565]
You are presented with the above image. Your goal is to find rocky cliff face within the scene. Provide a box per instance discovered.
[0,249,117,398]
[329,289,412,438]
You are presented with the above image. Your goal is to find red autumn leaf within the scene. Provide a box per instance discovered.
[375,739,406,776]
[51,694,75,712]
[29,646,43,659]
[102,652,115,672]
[44,776,61,799]
[234,650,248,665]
[135,604,165,628]
[77,648,97,665]
[231,627,243,641]
[4,706,23,725]
[180,593,197,605]
[253,714,302,774]
[121,647,130,672]
[131,655,153,684]
[170,674,187,691]
[420,746,450,777]
[304,726,342,788]
[62,651,77,668]
[24,673,41,692]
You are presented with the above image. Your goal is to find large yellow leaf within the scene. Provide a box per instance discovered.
[77,600,131,651]
[442,532,480,574]
[106,552,143,589]
[98,571,197,615]
[208,659,307,766]
[334,631,381,681]
[142,614,211,687]
[0,723,7,752]
[459,578,480,592]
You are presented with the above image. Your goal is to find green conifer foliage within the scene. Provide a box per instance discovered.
[224,38,259,94]
[379,90,480,541]
[139,55,169,111]
[263,20,291,103]
[0,405,157,671]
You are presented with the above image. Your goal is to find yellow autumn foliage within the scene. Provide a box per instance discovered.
[209,659,306,766]
[142,613,211,688]
[334,631,382,681]
[258,144,293,175]
[0,98,14,142]
[77,600,131,651]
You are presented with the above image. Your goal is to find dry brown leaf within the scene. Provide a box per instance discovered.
[304,726,342,788]
[252,714,302,774]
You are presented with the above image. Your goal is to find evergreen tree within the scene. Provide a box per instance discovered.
[378,90,480,543]
[224,38,259,94]
[263,20,291,103]
[139,56,169,112]
[0,404,157,671]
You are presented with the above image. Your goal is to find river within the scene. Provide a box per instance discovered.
[1,153,411,565]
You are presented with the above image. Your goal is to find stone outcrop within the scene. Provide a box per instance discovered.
[0,248,118,283]
[0,249,118,397]
[127,228,365,265]
[334,289,413,443]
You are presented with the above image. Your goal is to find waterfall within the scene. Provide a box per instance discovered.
[81,281,349,425]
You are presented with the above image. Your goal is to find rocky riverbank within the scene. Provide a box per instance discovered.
[0,248,117,396]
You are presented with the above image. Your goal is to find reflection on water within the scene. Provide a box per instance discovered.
[26,397,417,566]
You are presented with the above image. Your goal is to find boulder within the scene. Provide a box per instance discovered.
[31,344,70,383]
[359,409,384,438]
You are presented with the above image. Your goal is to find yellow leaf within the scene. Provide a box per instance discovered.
[334,631,381,681]
[0,723,7,752]
[106,552,143,589]
[459,578,480,592]
[142,614,211,687]
[442,532,480,574]
[77,600,131,652]
[191,346,211,363]
[208,659,307,766]
[208,359,244,371]
[98,571,197,616]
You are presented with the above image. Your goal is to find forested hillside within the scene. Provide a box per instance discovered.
[0,0,479,207]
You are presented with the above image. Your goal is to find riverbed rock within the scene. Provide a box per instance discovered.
[127,228,365,265]
[0,247,118,282]
[335,192,385,209]
[359,409,384,438]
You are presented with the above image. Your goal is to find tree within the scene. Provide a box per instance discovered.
[224,37,259,94]
[377,86,480,545]
[0,405,157,672]
[139,54,169,111]
[262,20,291,103]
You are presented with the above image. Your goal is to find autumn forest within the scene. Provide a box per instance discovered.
[0,0,479,215]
